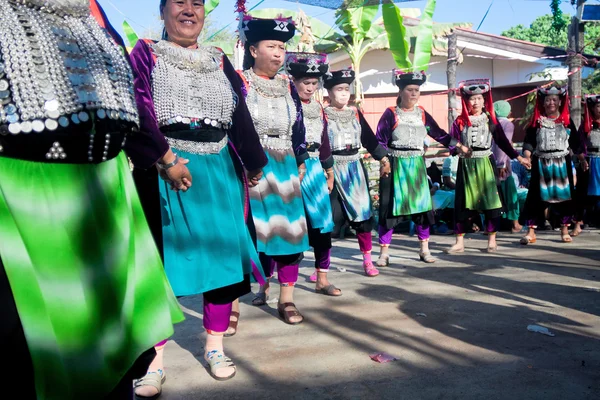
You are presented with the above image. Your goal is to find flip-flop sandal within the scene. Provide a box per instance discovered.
[445,245,465,254]
[520,235,536,245]
[570,229,582,237]
[308,271,317,282]
[315,284,342,296]
[205,350,236,381]
[487,246,498,253]
[224,311,239,337]
[376,254,390,267]
[419,252,436,263]
[252,292,268,306]
[277,302,304,325]
[134,370,165,400]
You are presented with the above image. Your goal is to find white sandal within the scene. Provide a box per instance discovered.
[134,369,165,399]
[205,350,236,381]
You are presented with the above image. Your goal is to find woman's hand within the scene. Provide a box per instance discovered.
[157,150,192,192]
[247,169,263,187]
[457,144,472,158]
[517,155,531,170]
[498,167,509,180]
[579,156,589,172]
[325,168,334,193]
[380,157,391,178]
[298,163,307,183]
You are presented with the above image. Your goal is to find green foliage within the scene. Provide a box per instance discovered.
[501,14,600,54]
[550,0,566,32]
[382,1,411,70]
[412,0,436,72]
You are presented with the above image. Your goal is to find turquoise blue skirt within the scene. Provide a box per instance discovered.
[159,145,261,296]
[538,156,571,202]
[333,157,372,222]
[588,156,600,196]
[249,148,309,256]
[301,156,334,234]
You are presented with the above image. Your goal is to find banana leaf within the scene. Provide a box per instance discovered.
[335,4,380,43]
[122,21,139,49]
[205,0,219,16]
[382,1,411,70]
[412,0,436,72]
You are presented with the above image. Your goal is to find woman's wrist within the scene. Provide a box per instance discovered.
[158,153,178,170]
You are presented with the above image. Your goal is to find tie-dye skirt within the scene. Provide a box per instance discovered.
[250,147,309,256]
[391,155,432,216]
[537,156,571,202]
[332,154,373,223]
[588,156,600,196]
[301,155,334,234]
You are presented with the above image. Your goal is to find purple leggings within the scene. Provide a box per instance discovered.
[455,218,499,234]
[203,298,232,333]
[314,249,331,271]
[526,216,571,228]
[275,263,299,285]
[357,231,372,253]
[378,224,430,244]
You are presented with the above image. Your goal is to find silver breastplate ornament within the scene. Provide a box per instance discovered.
[151,40,236,130]
[390,106,428,156]
[325,106,361,152]
[243,69,294,150]
[462,113,492,150]
[0,0,139,135]
[302,99,323,146]
[535,117,569,157]
[588,128,600,157]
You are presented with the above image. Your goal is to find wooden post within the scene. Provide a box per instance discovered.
[447,29,458,129]
[568,0,586,128]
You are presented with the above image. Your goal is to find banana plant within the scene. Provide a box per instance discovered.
[382,0,437,73]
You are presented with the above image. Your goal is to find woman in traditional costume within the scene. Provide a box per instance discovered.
[447,79,530,253]
[375,70,462,266]
[286,52,341,296]
[0,0,184,398]
[571,95,600,235]
[323,68,389,277]
[239,16,310,324]
[129,0,267,390]
[520,85,579,244]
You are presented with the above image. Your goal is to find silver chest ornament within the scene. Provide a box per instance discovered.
[243,69,294,149]
[587,128,600,157]
[391,106,428,155]
[302,99,323,145]
[151,41,236,129]
[462,113,492,149]
[325,106,361,152]
[0,0,139,135]
[536,117,569,157]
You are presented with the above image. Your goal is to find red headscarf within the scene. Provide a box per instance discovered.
[583,95,600,135]
[456,79,497,131]
[528,85,570,129]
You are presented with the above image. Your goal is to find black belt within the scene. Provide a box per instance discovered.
[0,130,126,164]
[162,127,226,142]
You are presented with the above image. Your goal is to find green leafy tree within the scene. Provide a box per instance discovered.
[501,14,600,54]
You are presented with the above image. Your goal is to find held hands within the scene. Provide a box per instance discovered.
[380,157,391,178]
[498,167,509,180]
[457,144,472,158]
[157,150,192,192]
[580,157,589,172]
[517,155,531,170]
[247,168,263,187]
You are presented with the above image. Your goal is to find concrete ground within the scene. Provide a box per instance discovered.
[159,229,600,400]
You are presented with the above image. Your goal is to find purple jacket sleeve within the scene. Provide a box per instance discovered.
[448,120,462,155]
[375,107,395,149]
[424,110,456,148]
[222,56,267,171]
[358,109,387,160]
[492,121,519,159]
[290,82,309,165]
[319,106,334,169]
[125,40,170,169]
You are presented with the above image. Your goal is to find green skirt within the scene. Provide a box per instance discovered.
[0,153,184,399]
[391,155,432,216]
[458,157,502,212]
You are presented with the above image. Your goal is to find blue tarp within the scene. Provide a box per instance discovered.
[279,0,413,10]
